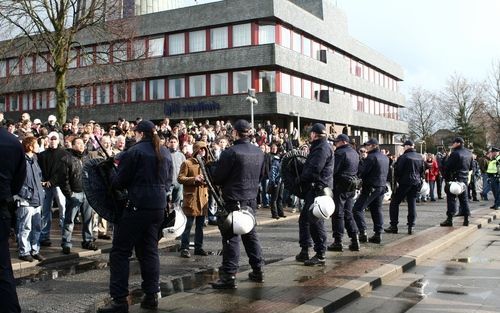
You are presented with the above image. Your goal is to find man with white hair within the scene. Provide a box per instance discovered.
[45,115,60,132]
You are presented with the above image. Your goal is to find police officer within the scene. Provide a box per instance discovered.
[486,147,500,210]
[384,140,425,235]
[97,121,173,313]
[353,138,389,244]
[328,134,360,252]
[440,137,473,227]
[295,123,334,266]
[211,119,265,289]
[0,126,26,313]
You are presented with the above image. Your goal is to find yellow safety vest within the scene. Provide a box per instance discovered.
[486,156,499,174]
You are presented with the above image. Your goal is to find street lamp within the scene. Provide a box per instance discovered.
[245,88,258,130]
[290,111,300,137]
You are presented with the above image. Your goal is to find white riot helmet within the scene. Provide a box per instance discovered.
[384,184,392,202]
[162,205,187,241]
[309,187,335,219]
[449,181,466,195]
[420,181,430,196]
[221,206,256,236]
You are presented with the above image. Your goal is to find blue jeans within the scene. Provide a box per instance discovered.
[481,173,491,200]
[16,205,42,256]
[170,183,183,208]
[61,192,93,248]
[40,186,66,241]
[260,179,269,207]
[180,215,205,251]
[429,181,436,201]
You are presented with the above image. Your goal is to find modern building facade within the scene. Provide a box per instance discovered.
[0,0,407,143]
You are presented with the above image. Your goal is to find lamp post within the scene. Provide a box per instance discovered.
[246,88,258,130]
[290,111,300,137]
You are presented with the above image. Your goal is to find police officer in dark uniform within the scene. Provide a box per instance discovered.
[0,127,26,313]
[98,121,173,313]
[384,140,425,235]
[295,123,334,266]
[353,138,389,244]
[440,137,473,227]
[328,134,360,252]
[211,119,265,289]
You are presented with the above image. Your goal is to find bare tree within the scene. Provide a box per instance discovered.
[485,60,500,146]
[0,0,134,124]
[402,87,441,142]
[439,74,487,149]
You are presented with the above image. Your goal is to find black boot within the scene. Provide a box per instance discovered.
[359,231,368,243]
[463,216,469,226]
[348,235,360,251]
[408,226,413,235]
[327,238,343,252]
[211,271,237,289]
[384,225,398,234]
[97,299,128,313]
[368,233,381,244]
[304,253,325,266]
[140,293,158,310]
[248,268,264,283]
[440,217,453,227]
[295,247,310,262]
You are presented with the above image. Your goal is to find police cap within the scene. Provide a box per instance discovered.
[333,134,350,142]
[363,138,379,146]
[310,123,326,134]
[234,119,252,133]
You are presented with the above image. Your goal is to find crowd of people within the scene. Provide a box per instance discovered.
[0,110,499,313]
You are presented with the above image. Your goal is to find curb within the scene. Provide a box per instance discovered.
[286,210,500,313]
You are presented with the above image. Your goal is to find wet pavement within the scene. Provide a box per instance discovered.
[10,199,499,313]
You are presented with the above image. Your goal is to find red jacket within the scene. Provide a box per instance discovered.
[425,159,439,182]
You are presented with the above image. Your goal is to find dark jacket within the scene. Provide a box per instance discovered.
[212,138,265,203]
[269,154,282,187]
[18,154,45,207]
[261,152,272,180]
[359,148,389,188]
[60,149,86,197]
[394,148,425,186]
[444,146,473,183]
[113,139,173,210]
[300,137,334,190]
[333,144,359,181]
[38,147,67,185]
[0,128,26,201]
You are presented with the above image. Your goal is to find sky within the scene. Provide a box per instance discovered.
[336,0,500,94]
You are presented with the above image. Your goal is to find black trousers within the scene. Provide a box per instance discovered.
[331,190,357,240]
[389,184,419,227]
[0,207,21,313]
[109,208,164,300]
[299,191,327,254]
[270,182,284,217]
[353,186,385,234]
[446,184,470,218]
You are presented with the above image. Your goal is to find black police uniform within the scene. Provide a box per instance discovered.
[212,134,265,287]
[298,135,334,263]
[353,147,389,242]
[0,128,26,313]
[386,147,424,234]
[442,144,473,224]
[330,142,359,251]
[107,138,173,307]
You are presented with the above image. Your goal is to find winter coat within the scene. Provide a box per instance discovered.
[177,151,209,217]
[18,154,45,207]
[425,159,439,182]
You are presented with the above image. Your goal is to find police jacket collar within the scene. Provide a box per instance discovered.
[404,148,416,154]
[311,137,327,147]
[234,138,250,145]
[368,147,380,154]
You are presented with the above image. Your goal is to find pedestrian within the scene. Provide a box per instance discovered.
[177,141,210,258]
[295,123,334,266]
[486,147,500,210]
[210,119,265,289]
[478,151,491,201]
[167,136,186,210]
[97,121,173,313]
[0,126,26,313]
[353,138,389,244]
[268,144,285,219]
[328,134,360,252]
[384,140,425,235]
[468,153,480,202]
[16,136,46,262]
[425,154,439,202]
[440,137,473,227]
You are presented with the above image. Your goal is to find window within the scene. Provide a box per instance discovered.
[292,31,301,53]
[303,79,311,99]
[131,81,145,101]
[68,50,77,68]
[96,84,110,104]
[67,87,77,106]
[312,41,320,60]
[149,79,165,100]
[281,73,291,94]
[80,47,94,67]
[189,30,206,53]
[21,56,33,75]
[232,23,251,47]
[0,60,6,77]
[233,70,251,94]
[22,93,32,110]
[292,76,301,97]
[211,27,228,50]
[0,95,5,112]
[302,37,311,57]
[258,24,275,45]
[210,73,228,95]
[8,58,19,76]
[169,78,185,98]
[351,95,358,110]
[35,91,47,109]
[312,82,320,100]
[48,91,56,108]
[35,55,48,73]
[96,44,110,64]
[9,95,19,111]
[148,37,164,57]
[189,75,206,97]
[113,42,128,62]
[259,71,275,92]
[132,39,146,59]
[169,33,185,55]
[113,82,127,103]
[280,26,291,49]
[80,86,93,105]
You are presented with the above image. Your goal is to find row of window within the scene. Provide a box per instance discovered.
[0,22,399,93]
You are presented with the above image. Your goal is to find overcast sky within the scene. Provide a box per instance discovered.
[336,0,500,94]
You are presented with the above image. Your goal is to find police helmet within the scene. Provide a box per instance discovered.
[221,206,256,235]
[162,206,187,240]
[449,181,466,195]
[309,187,335,219]
[384,184,392,202]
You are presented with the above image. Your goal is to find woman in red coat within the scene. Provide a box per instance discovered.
[425,154,440,201]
